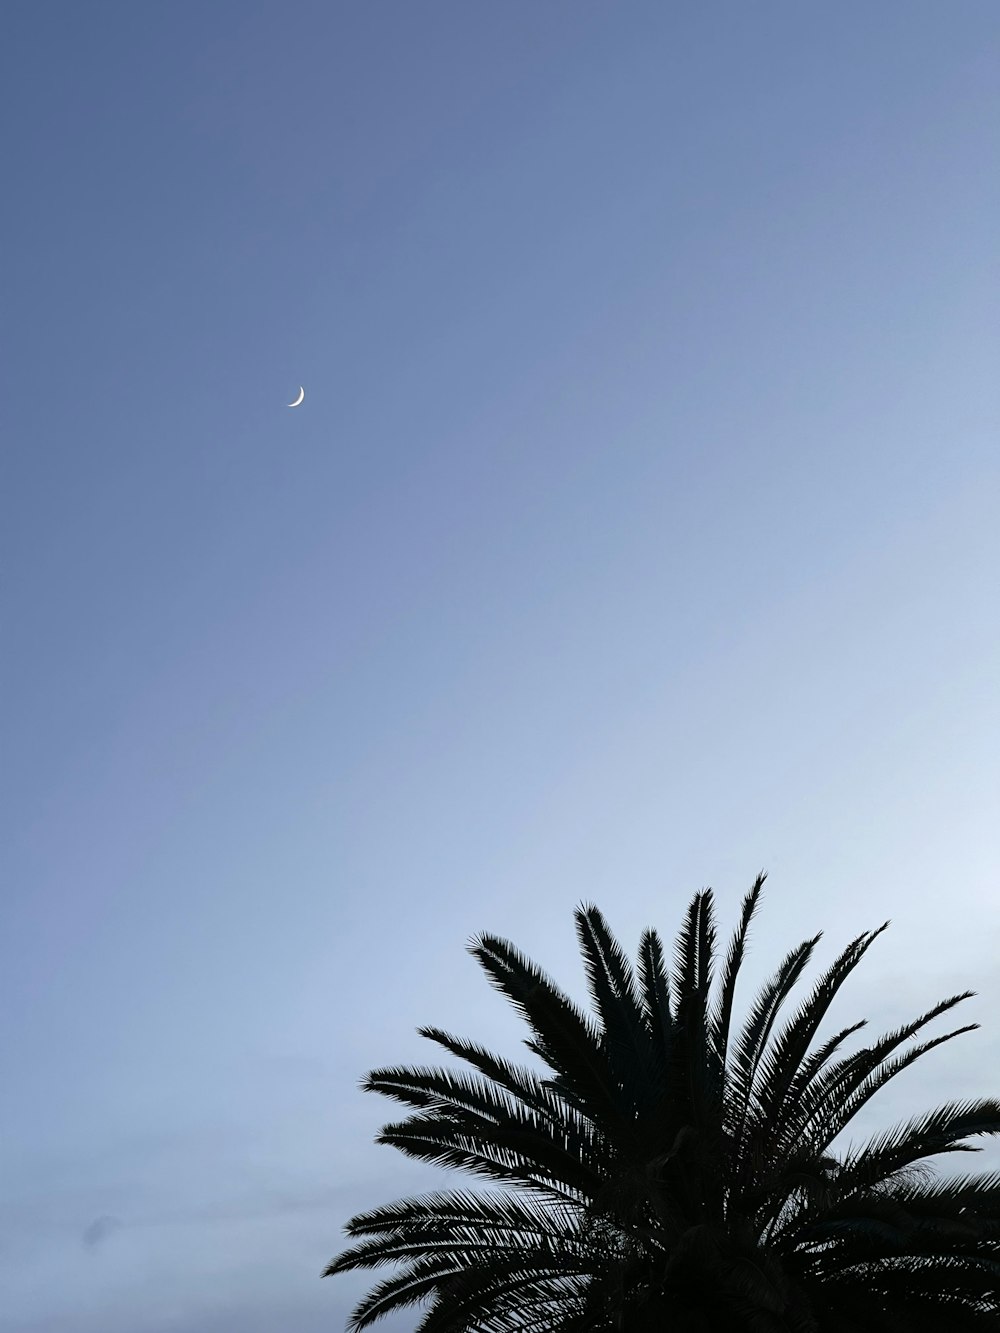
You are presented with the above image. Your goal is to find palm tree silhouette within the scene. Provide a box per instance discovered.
[326,874,1000,1331]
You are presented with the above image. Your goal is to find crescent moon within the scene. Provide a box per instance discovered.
[287,386,305,408]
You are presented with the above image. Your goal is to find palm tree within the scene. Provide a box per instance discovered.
[325,874,1000,1331]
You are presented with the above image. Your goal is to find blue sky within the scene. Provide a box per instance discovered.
[2,3,999,1331]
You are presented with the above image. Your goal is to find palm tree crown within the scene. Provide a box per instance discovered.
[326,875,1000,1331]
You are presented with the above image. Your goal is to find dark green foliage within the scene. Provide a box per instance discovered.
[325,874,1000,1331]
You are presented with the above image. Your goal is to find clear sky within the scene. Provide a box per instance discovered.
[2,4,999,1331]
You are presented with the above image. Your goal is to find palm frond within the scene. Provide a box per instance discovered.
[374,1111,598,1202]
[751,924,889,1148]
[838,1098,1000,1189]
[417,1026,560,1110]
[637,926,673,1077]
[574,905,659,1117]
[812,1022,982,1159]
[727,934,822,1195]
[784,1019,869,1108]
[470,933,627,1136]
[790,991,978,1145]
[709,871,765,1068]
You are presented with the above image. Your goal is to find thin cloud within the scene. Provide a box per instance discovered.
[82,1215,123,1249]
[79,1186,355,1251]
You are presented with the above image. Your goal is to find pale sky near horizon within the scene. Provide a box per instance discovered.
[2,4,999,1332]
